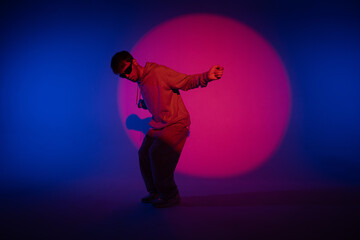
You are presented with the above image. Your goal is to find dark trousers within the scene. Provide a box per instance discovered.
[138,123,189,199]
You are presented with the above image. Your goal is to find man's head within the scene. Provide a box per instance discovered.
[111,51,142,82]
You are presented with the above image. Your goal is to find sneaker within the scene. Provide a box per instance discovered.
[141,193,159,203]
[152,193,181,208]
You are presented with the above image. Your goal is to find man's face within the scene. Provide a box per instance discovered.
[118,59,138,82]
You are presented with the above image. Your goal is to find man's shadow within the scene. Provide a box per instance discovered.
[126,114,190,137]
[126,114,152,135]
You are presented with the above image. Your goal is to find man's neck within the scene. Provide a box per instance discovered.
[137,64,145,80]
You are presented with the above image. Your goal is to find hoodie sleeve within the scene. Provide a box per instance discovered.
[162,66,212,91]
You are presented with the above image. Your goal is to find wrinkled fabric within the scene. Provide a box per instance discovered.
[138,123,189,199]
[138,62,211,130]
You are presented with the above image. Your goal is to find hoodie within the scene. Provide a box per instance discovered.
[138,62,211,130]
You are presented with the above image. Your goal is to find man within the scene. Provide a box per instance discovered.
[111,51,224,208]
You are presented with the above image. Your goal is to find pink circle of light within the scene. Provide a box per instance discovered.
[118,14,291,178]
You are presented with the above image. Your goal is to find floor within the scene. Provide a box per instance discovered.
[3,178,360,240]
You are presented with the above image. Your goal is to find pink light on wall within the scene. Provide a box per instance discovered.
[118,14,291,178]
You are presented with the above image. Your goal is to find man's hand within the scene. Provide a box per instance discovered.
[208,65,224,81]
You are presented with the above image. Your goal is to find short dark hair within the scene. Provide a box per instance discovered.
[111,51,133,74]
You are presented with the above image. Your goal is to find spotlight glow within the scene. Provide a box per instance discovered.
[118,14,291,178]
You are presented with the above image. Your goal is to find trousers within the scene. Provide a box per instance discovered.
[138,122,189,199]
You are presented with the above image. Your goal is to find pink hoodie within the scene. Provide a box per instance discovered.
[138,62,211,129]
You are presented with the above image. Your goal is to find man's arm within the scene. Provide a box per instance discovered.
[164,65,224,91]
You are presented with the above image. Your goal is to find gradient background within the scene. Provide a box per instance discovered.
[1,0,360,239]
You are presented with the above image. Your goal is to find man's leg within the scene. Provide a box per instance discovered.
[149,123,189,204]
[138,133,157,195]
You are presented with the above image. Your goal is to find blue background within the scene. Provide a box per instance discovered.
[2,0,359,188]
[1,1,360,238]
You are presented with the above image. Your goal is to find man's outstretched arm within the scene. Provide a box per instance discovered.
[164,65,224,91]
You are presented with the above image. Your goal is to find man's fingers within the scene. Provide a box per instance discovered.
[210,65,224,79]
[213,65,224,70]
[215,66,224,70]
[215,71,223,78]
